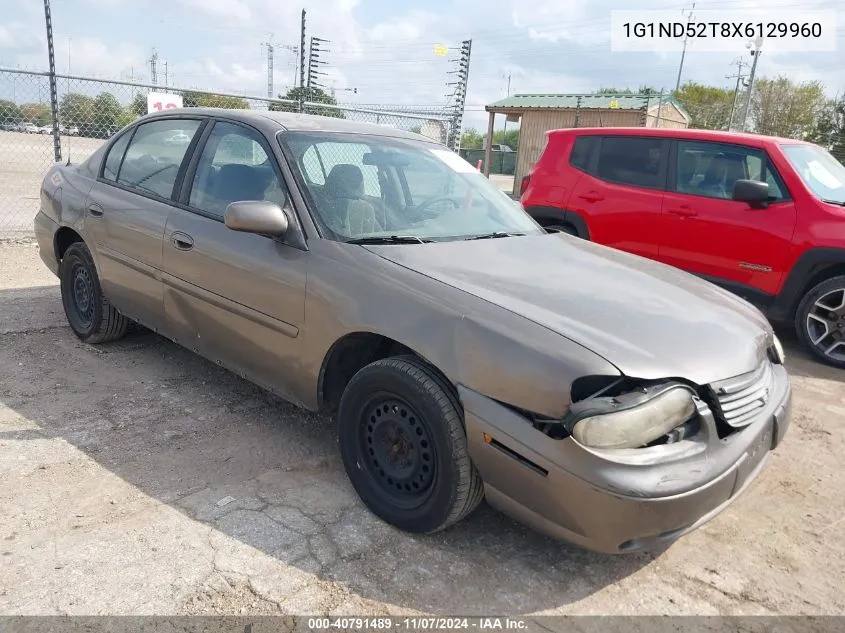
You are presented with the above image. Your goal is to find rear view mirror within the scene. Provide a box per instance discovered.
[732,179,769,208]
[225,201,289,237]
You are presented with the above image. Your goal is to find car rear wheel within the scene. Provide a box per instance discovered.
[59,242,129,344]
[795,275,845,369]
[337,355,484,533]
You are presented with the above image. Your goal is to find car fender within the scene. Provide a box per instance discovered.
[768,246,845,321]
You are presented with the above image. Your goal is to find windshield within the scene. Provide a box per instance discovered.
[279,131,544,242]
[781,143,845,205]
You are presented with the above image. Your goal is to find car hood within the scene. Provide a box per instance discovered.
[364,233,772,386]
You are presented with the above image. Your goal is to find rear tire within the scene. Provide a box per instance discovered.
[794,275,845,369]
[59,242,129,344]
[337,355,484,534]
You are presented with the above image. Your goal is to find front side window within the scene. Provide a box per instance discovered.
[781,143,845,205]
[675,141,787,201]
[117,119,201,199]
[596,136,665,189]
[188,121,288,218]
[281,131,543,241]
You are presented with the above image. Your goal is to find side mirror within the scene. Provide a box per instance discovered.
[732,179,769,208]
[224,200,289,237]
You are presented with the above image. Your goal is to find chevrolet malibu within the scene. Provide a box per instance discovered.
[34,109,792,553]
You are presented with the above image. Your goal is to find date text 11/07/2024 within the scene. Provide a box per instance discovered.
[307,618,529,630]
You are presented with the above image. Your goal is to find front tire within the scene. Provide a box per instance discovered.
[795,275,845,369]
[59,242,129,344]
[337,355,484,533]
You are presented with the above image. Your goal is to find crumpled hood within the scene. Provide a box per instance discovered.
[366,233,772,386]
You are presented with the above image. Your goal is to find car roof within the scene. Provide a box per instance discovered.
[549,126,815,148]
[135,107,440,144]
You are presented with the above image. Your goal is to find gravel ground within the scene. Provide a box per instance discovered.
[0,241,844,617]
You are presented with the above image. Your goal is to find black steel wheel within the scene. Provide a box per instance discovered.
[59,242,129,344]
[338,355,484,533]
[795,275,845,369]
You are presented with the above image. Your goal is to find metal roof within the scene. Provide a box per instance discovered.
[486,93,690,119]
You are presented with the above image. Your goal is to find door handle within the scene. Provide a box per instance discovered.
[87,203,104,217]
[577,191,604,203]
[667,206,698,218]
[171,232,194,251]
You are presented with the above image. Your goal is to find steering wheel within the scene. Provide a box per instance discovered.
[407,195,460,222]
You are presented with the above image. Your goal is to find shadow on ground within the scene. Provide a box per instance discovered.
[0,286,663,614]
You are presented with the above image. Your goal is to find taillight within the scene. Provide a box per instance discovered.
[520,175,530,196]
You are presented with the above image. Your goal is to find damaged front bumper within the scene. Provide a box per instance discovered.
[460,361,792,554]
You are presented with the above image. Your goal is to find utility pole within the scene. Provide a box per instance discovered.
[741,37,764,132]
[163,59,168,89]
[43,0,61,162]
[674,1,696,92]
[444,39,472,151]
[502,71,512,140]
[726,58,749,131]
[299,9,306,111]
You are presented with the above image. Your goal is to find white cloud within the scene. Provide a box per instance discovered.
[177,0,252,22]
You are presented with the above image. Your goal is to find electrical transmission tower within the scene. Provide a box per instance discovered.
[445,39,472,151]
[307,36,330,100]
[149,49,159,86]
[262,37,274,98]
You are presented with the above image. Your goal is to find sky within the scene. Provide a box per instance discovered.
[1,0,843,131]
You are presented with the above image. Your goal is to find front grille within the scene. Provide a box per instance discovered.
[710,361,773,429]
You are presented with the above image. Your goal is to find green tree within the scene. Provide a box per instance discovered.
[749,75,826,139]
[492,128,519,151]
[92,92,123,138]
[269,87,344,118]
[673,82,736,130]
[0,99,22,124]
[596,86,658,95]
[130,93,147,117]
[59,93,95,134]
[460,128,483,149]
[21,102,51,126]
[808,95,845,164]
[181,90,249,109]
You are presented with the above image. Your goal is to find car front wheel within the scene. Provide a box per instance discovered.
[59,242,129,344]
[795,274,845,369]
[337,355,484,533]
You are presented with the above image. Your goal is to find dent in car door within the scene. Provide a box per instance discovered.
[86,118,205,329]
[161,120,308,403]
[567,135,668,259]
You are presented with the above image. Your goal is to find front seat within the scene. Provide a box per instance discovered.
[209,163,273,215]
[323,164,381,236]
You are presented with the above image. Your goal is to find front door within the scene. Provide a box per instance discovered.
[659,139,798,302]
[86,117,205,329]
[161,120,308,401]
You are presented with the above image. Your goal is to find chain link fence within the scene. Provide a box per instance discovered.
[0,68,454,238]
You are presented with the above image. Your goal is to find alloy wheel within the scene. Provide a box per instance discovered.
[805,288,845,363]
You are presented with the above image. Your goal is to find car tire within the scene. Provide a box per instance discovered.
[59,242,129,344]
[794,274,845,369]
[544,223,579,237]
[337,355,484,534]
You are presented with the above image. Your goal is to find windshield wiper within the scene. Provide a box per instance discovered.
[345,235,432,245]
[821,199,845,207]
[464,231,526,240]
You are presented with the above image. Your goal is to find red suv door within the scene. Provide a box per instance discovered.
[659,139,798,301]
[568,135,669,259]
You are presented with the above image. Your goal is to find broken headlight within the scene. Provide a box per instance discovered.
[564,382,698,450]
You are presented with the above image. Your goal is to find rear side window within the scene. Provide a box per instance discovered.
[102,131,132,182]
[569,136,598,172]
[596,136,665,189]
[117,119,202,199]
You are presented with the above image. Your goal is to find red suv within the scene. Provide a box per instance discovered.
[520,127,845,368]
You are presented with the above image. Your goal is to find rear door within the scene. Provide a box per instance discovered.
[86,117,206,329]
[659,139,797,302]
[567,135,668,259]
[161,119,308,401]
